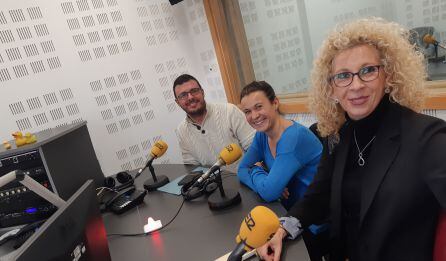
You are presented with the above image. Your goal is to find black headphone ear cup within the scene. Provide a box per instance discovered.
[116,171,132,183]
[181,182,192,200]
[104,177,116,188]
[181,180,204,201]
[115,171,134,191]
[205,182,218,194]
[184,186,204,201]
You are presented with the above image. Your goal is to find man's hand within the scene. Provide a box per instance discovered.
[256,227,287,261]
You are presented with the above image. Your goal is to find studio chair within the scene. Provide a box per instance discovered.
[434,209,446,261]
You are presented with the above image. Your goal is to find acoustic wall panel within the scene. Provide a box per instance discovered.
[8,88,82,132]
[184,0,225,100]
[239,0,312,94]
[61,0,134,62]
[136,1,180,47]
[0,0,225,176]
[0,5,61,83]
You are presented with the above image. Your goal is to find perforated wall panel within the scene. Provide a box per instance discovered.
[0,0,224,176]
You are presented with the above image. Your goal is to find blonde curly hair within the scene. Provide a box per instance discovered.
[310,17,426,137]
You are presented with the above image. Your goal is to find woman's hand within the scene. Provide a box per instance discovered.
[254,161,265,168]
[256,227,287,261]
[282,188,289,199]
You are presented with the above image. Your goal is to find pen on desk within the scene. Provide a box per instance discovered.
[241,249,257,260]
[215,248,257,261]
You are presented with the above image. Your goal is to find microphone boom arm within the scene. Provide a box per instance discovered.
[135,158,154,179]
[0,170,66,208]
[147,162,158,182]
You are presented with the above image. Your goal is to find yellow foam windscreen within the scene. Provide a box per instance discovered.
[150,140,168,158]
[219,143,242,165]
[236,206,280,251]
[423,34,437,45]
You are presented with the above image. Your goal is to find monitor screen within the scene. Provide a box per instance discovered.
[4,180,111,261]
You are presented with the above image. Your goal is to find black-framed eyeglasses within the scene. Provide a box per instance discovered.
[176,87,202,100]
[330,65,382,88]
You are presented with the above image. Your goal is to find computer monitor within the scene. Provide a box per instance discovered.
[3,180,111,261]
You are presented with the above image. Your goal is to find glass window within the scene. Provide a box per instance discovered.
[238,0,446,95]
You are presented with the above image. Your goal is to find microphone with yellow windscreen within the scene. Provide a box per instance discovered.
[149,140,168,159]
[220,143,243,165]
[185,143,243,209]
[138,140,170,191]
[136,140,168,177]
[423,34,446,49]
[194,143,243,186]
[228,206,280,261]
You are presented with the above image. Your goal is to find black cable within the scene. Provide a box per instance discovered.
[107,198,186,237]
[107,170,236,237]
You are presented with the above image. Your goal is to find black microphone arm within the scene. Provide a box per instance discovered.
[192,159,224,187]
[134,157,154,179]
[0,170,66,208]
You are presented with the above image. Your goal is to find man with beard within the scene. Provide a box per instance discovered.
[173,74,254,172]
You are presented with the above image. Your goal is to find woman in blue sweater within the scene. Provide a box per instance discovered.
[238,81,322,209]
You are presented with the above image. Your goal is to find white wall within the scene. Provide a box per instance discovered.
[0,0,226,176]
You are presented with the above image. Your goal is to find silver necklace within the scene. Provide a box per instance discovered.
[353,129,376,167]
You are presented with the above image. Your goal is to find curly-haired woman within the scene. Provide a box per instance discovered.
[257,17,446,261]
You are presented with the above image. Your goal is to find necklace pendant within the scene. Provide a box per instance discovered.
[354,130,376,168]
[358,156,365,166]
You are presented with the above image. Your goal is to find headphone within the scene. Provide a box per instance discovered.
[180,175,218,201]
[103,171,134,191]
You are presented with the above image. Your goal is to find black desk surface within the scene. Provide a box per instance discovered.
[103,164,309,260]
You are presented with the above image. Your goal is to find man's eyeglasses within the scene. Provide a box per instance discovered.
[176,87,202,100]
[330,65,382,88]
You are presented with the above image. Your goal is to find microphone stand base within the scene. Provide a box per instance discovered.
[208,189,241,210]
[143,175,169,191]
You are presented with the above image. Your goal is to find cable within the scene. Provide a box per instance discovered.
[106,169,236,237]
[106,198,186,237]
[96,186,118,196]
